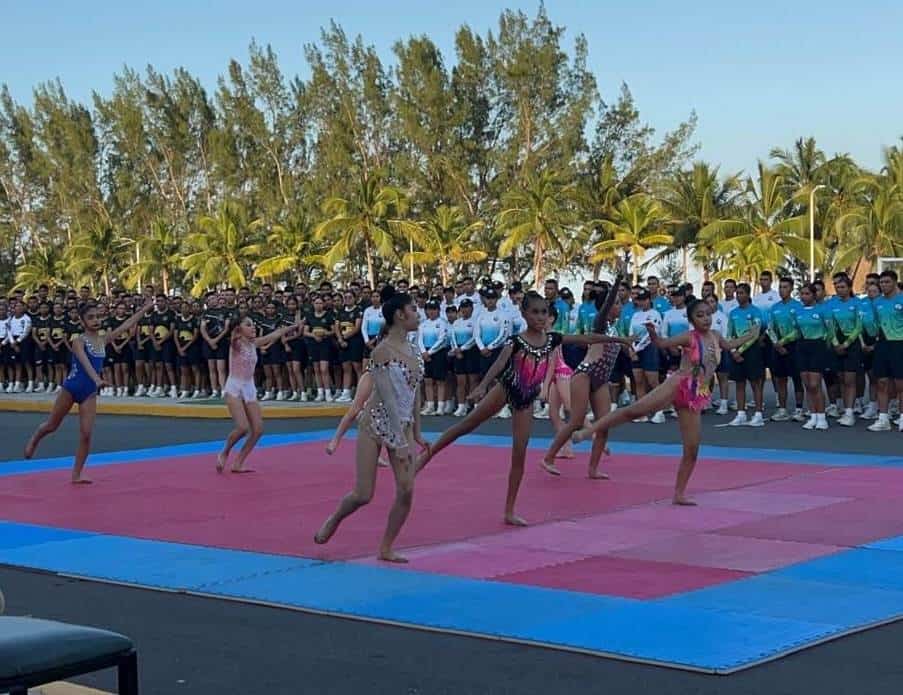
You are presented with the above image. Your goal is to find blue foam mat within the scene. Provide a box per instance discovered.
[0,521,95,549]
[773,548,903,591]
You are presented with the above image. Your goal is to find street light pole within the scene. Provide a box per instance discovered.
[809,184,826,282]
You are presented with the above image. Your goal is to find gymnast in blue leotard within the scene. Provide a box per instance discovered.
[24,298,154,483]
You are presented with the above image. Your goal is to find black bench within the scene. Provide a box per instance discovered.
[0,617,137,694]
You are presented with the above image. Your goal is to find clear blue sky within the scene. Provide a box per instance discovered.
[2,0,901,175]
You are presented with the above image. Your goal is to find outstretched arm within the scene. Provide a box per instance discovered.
[646,322,691,351]
[468,342,513,400]
[562,332,632,347]
[719,329,756,351]
[71,337,105,387]
[105,299,155,344]
[255,316,302,348]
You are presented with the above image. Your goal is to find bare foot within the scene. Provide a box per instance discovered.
[378,550,409,563]
[672,494,698,506]
[231,465,256,474]
[216,451,227,473]
[377,457,390,468]
[71,477,93,485]
[24,437,37,460]
[504,513,528,527]
[325,439,338,455]
[314,516,338,545]
[555,445,575,459]
[572,428,592,444]
[588,469,611,480]
[540,459,561,476]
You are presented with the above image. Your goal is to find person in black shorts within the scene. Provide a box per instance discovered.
[334,290,364,403]
[106,302,133,396]
[174,305,201,399]
[201,293,230,398]
[30,302,52,392]
[150,295,177,398]
[134,304,155,396]
[283,296,307,401]
[304,295,335,401]
[48,301,69,391]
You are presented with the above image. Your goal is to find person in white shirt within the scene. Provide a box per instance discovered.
[7,301,32,393]
[450,299,479,416]
[721,278,739,315]
[418,300,450,415]
[705,293,733,414]
[361,291,385,356]
[474,289,512,417]
[752,270,780,313]
[0,304,11,390]
[627,289,665,423]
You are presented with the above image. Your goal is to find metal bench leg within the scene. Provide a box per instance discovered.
[118,649,139,695]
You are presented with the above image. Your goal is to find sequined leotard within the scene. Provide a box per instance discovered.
[573,276,623,392]
[499,332,564,410]
[671,329,720,412]
[358,340,424,450]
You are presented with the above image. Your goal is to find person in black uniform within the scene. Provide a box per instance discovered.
[304,295,335,402]
[48,301,69,391]
[256,301,287,400]
[283,296,307,401]
[134,302,155,396]
[334,290,364,403]
[30,301,53,392]
[201,293,231,399]
[174,303,201,399]
[150,295,177,398]
[106,302,133,396]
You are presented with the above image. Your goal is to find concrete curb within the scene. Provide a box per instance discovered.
[0,398,347,419]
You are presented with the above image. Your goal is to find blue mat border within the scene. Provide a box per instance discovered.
[1,518,903,673]
[3,429,901,477]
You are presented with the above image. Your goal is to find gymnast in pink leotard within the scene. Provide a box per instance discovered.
[574,299,753,505]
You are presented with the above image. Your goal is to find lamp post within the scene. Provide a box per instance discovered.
[809,184,826,282]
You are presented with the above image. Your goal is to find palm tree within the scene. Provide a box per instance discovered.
[497,171,575,289]
[711,239,772,284]
[314,173,422,288]
[833,177,903,280]
[770,137,827,195]
[658,162,742,279]
[249,210,324,282]
[14,245,69,291]
[119,219,182,294]
[589,193,673,284]
[182,201,260,296]
[698,163,810,276]
[66,225,129,295]
[403,205,486,285]
[574,156,626,278]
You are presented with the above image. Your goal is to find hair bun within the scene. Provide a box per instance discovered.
[380,285,396,304]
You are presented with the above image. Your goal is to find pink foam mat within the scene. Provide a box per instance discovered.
[717,498,903,547]
[495,555,752,599]
[611,532,842,572]
[2,440,899,599]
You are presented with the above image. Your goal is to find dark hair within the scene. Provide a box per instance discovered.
[77,301,98,320]
[880,269,899,282]
[760,270,773,279]
[686,298,707,324]
[779,276,794,285]
[521,290,547,311]
[381,285,413,326]
[800,282,818,298]
[813,279,825,290]
[706,292,720,302]
[832,273,850,285]
[724,278,737,287]
[866,272,881,282]
[547,304,558,321]
[737,282,751,294]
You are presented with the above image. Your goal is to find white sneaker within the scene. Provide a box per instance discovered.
[792,408,807,423]
[336,390,352,403]
[453,404,468,417]
[25,381,34,393]
[891,400,900,418]
[300,390,309,402]
[213,389,222,399]
[664,406,677,418]
[618,391,632,407]
[802,415,817,430]
[169,386,178,399]
[14,382,24,393]
[815,417,830,431]
[537,403,550,419]
[632,416,650,423]
[825,403,840,418]
[314,390,325,402]
[421,402,436,416]
[443,401,455,415]
[261,390,273,401]
[4,383,11,393]
[716,400,729,416]
[650,411,666,424]
[747,412,765,427]
[861,403,879,420]
[771,408,790,422]
[838,412,856,427]
[868,418,892,432]
[728,412,748,427]
[34,383,45,393]
[497,404,512,419]
[728,400,738,411]
[275,390,286,401]
[325,390,336,402]
[53,385,61,393]
[135,384,146,397]
[853,398,863,415]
